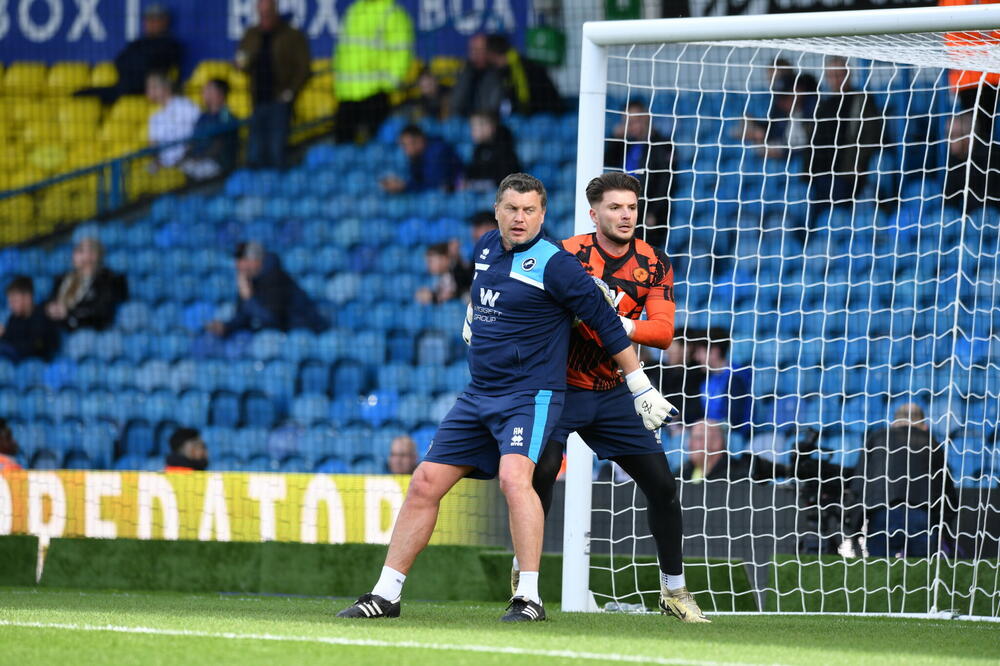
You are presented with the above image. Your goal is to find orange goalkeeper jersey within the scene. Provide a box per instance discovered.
[560,233,676,391]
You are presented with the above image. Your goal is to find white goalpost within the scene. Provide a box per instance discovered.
[564,4,1000,619]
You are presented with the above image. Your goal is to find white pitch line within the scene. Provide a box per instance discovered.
[0,619,785,666]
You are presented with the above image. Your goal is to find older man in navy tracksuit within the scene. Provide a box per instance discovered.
[338,173,674,623]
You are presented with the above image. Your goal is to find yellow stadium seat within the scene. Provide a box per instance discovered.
[91,61,118,87]
[1,166,45,190]
[58,98,103,126]
[0,194,34,226]
[312,57,332,73]
[228,91,252,118]
[108,95,153,124]
[295,90,336,122]
[29,143,68,173]
[430,56,464,87]
[60,120,100,143]
[4,62,47,96]
[306,70,334,94]
[98,120,141,143]
[66,145,105,170]
[0,145,28,171]
[186,60,237,95]
[47,62,91,95]
[23,120,61,143]
[230,70,250,91]
[7,98,53,126]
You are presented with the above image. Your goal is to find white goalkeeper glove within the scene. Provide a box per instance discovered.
[619,315,635,337]
[625,369,678,430]
[462,302,472,346]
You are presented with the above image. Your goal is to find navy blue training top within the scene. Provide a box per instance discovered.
[467,229,630,395]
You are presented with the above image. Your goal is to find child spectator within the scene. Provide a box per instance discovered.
[46,238,127,331]
[0,276,59,361]
[182,78,240,180]
[415,242,472,304]
[146,70,200,169]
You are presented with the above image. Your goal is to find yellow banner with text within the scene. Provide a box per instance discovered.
[0,471,496,545]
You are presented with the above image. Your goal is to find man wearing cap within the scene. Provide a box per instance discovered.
[206,242,327,337]
[75,4,182,105]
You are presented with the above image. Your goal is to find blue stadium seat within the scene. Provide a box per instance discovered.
[329,396,361,427]
[314,456,350,474]
[416,332,450,366]
[243,391,277,429]
[94,331,124,361]
[177,389,210,428]
[377,363,413,394]
[43,359,77,391]
[31,450,62,470]
[19,388,48,421]
[299,360,330,395]
[115,454,154,471]
[251,330,287,361]
[279,455,310,473]
[203,426,239,460]
[123,420,156,458]
[122,334,151,363]
[15,359,46,391]
[52,388,81,422]
[292,393,331,425]
[413,365,444,395]
[117,302,151,333]
[80,422,116,468]
[258,360,296,403]
[359,390,399,427]
[74,359,102,389]
[210,391,242,428]
[135,360,172,392]
[332,361,368,398]
[244,455,275,472]
[209,454,244,472]
[238,427,271,459]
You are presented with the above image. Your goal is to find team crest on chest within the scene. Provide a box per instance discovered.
[521,257,536,271]
[633,267,649,283]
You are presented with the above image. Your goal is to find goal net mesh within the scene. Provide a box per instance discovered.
[590,27,1000,617]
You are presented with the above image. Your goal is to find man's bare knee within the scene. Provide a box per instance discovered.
[406,465,449,505]
[499,464,534,498]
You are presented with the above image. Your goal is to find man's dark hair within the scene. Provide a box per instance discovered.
[470,110,499,126]
[470,210,497,229]
[625,99,649,113]
[426,242,450,257]
[485,34,511,56]
[169,427,201,453]
[206,78,230,97]
[687,327,730,358]
[147,69,175,92]
[495,172,547,208]
[6,275,33,295]
[585,172,641,206]
[400,124,425,139]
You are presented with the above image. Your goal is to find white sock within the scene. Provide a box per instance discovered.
[514,571,541,604]
[512,556,520,572]
[371,566,406,603]
[661,571,685,591]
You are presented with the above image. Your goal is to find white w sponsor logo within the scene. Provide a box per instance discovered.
[480,288,500,307]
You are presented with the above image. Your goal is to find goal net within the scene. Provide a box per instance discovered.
[564,5,1000,620]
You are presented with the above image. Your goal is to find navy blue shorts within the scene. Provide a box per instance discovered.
[424,390,565,480]
[548,383,662,460]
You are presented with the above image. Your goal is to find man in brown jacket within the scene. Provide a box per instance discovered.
[236,0,311,168]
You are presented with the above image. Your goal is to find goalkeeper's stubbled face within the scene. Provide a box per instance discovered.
[592,190,638,245]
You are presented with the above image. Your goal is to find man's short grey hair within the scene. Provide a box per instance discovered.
[495,172,547,209]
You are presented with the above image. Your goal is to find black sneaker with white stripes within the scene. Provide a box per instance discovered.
[336,593,401,619]
[500,597,545,622]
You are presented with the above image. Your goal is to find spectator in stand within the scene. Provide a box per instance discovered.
[450,34,505,117]
[334,0,415,143]
[682,418,750,483]
[415,242,472,304]
[165,427,209,472]
[146,71,200,169]
[74,3,181,105]
[464,111,521,189]
[0,419,22,472]
[604,100,675,249]
[848,403,957,558]
[235,0,311,169]
[181,78,240,180]
[387,435,419,474]
[741,59,818,161]
[647,329,702,433]
[0,276,60,362]
[944,109,1000,211]
[687,328,753,437]
[46,238,127,331]
[485,34,563,116]
[806,56,886,208]
[207,242,328,337]
[380,125,462,194]
[941,0,1000,148]
[397,68,451,123]
[469,209,499,243]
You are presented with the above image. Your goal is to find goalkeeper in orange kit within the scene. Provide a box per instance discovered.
[524,172,709,622]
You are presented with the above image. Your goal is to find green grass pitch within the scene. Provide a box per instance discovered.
[1,588,998,665]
